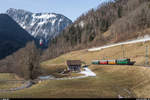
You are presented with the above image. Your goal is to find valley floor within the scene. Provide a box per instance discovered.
[0,65,150,98]
[1,40,150,98]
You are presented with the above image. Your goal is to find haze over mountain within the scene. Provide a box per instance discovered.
[6,8,72,47]
[0,14,34,59]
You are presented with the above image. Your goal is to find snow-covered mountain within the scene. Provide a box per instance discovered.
[6,8,72,47]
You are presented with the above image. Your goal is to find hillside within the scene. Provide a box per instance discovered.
[43,36,150,66]
[0,14,34,59]
[1,0,150,98]
[43,0,150,60]
[40,39,150,98]
[1,38,150,98]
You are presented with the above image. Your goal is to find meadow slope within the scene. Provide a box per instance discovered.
[0,41,150,98]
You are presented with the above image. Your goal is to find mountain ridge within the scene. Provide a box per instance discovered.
[0,14,34,59]
[6,8,72,47]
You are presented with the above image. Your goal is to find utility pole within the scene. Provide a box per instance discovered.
[145,45,149,66]
[122,45,125,58]
[116,33,117,42]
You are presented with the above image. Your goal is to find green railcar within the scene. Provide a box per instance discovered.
[92,60,99,64]
[116,59,130,65]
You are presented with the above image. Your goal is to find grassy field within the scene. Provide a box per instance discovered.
[0,41,150,98]
[0,73,24,90]
[0,82,23,90]
[0,73,17,80]
[0,65,150,98]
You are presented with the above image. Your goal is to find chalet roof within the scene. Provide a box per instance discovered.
[67,60,82,66]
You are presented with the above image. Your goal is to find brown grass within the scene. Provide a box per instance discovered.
[42,40,150,66]
[0,65,150,98]
[1,40,150,98]
[0,73,19,80]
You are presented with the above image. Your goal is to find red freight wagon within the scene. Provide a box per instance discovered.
[99,60,108,64]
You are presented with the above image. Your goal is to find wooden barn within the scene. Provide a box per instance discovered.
[66,60,82,72]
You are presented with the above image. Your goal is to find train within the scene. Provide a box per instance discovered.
[92,59,135,65]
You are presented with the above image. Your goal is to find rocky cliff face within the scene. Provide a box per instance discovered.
[6,8,72,47]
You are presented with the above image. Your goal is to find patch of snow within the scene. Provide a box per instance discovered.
[20,23,25,28]
[51,19,56,25]
[38,75,55,80]
[118,95,124,98]
[80,68,96,77]
[79,21,85,28]
[38,21,46,25]
[37,68,96,81]
[32,13,56,19]
[59,18,63,22]
[30,21,35,26]
[88,35,150,52]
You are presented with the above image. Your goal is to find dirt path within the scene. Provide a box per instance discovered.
[0,81,32,92]
[0,68,96,92]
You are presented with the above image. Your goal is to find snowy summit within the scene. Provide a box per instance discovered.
[6,8,72,47]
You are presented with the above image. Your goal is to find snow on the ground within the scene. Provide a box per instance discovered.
[118,95,124,98]
[53,68,96,80]
[88,35,150,52]
[80,68,96,77]
[0,68,96,92]
[38,68,96,81]
[38,75,55,80]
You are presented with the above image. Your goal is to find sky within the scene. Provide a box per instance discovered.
[0,0,107,22]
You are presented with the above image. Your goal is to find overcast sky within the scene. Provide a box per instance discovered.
[0,0,108,21]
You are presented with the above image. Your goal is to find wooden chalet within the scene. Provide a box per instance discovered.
[66,60,82,72]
